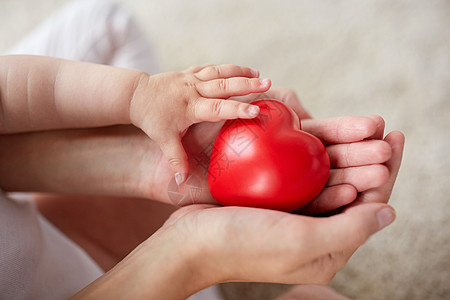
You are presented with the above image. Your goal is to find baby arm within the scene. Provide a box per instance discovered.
[0,55,270,184]
[0,55,142,132]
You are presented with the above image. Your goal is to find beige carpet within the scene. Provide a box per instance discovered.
[1,0,449,299]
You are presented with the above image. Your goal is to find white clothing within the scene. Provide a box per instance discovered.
[7,0,159,74]
[0,192,103,299]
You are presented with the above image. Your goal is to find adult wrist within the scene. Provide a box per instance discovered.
[71,224,214,300]
[0,127,155,197]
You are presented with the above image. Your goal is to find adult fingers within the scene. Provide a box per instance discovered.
[195,64,260,81]
[296,184,357,215]
[191,98,260,122]
[301,116,378,144]
[264,87,313,120]
[358,131,405,203]
[366,115,386,140]
[327,140,392,168]
[308,203,396,257]
[196,77,271,98]
[327,165,390,192]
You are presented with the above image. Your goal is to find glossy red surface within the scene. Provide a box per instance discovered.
[208,99,330,212]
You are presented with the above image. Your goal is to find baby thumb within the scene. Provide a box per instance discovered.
[159,138,189,185]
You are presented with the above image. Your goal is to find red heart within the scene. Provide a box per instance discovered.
[208,99,330,212]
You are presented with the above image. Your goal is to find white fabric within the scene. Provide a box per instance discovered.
[1,0,223,299]
[7,0,159,74]
[0,192,104,299]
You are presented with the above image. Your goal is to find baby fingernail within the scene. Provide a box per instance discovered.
[259,78,270,86]
[376,207,396,230]
[175,172,186,185]
[247,105,260,117]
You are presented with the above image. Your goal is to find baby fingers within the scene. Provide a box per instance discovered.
[194,64,260,80]
[192,98,261,122]
[196,77,271,99]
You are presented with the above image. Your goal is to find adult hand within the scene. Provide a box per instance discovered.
[72,173,401,299]
[150,88,397,212]
[0,88,400,215]
[69,105,404,299]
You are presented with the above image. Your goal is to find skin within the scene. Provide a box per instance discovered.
[0,55,270,184]
[3,117,404,300]
[0,55,405,299]
[65,126,403,299]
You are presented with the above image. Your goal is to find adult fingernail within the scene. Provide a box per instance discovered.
[247,105,260,117]
[259,78,270,87]
[175,172,186,185]
[376,207,396,230]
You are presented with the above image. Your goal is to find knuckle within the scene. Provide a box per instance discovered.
[190,97,202,121]
[167,157,183,167]
[218,78,228,91]
[343,143,352,166]
[334,117,344,142]
[213,65,223,77]
[312,255,339,285]
[212,100,224,117]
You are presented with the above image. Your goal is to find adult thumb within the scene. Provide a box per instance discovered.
[311,203,396,256]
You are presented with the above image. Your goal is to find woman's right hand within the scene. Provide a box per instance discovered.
[71,178,400,299]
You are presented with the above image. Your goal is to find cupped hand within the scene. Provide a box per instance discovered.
[129,64,271,184]
[160,121,404,288]
[73,139,402,299]
[146,88,400,212]
[22,87,400,213]
[134,198,397,298]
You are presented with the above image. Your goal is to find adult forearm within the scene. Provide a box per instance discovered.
[0,55,146,134]
[0,126,158,197]
[70,227,210,300]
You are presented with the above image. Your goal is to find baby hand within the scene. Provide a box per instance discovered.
[130,64,271,184]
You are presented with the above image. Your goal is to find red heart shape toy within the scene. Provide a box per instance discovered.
[208,99,330,212]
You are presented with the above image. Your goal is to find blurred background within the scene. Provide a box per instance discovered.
[1,0,449,299]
